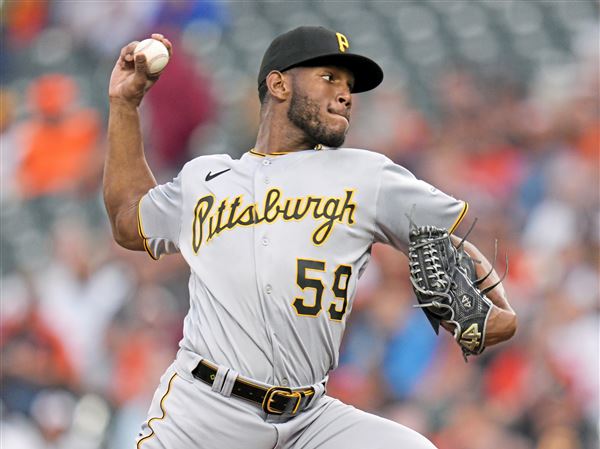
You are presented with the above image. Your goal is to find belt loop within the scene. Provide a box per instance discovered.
[307,381,326,409]
[220,369,238,398]
[211,366,229,393]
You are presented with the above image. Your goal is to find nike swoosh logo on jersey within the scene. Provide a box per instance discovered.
[205,168,231,182]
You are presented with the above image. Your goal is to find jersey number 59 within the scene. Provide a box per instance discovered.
[293,258,352,321]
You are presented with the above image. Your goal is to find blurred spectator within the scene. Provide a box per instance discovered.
[3,0,49,47]
[30,389,78,448]
[150,0,229,30]
[347,87,431,165]
[142,34,217,171]
[1,87,19,200]
[108,284,181,406]
[31,217,134,390]
[339,280,440,402]
[16,74,101,198]
[53,1,160,57]
[0,413,46,449]
[433,401,532,449]
[106,284,182,448]
[136,0,227,170]
[0,274,76,416]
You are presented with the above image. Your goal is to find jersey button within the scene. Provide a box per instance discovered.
[262,237,269,246]
[262,159,271,166]
[265,284,272,294]
[264,177,270,184]
[281,378,289,386]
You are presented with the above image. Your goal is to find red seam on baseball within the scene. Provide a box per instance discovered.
[147,55,168,73]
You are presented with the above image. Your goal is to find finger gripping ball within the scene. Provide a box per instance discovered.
[134,39,170,75]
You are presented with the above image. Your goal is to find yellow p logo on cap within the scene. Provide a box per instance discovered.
[336,32,349,53]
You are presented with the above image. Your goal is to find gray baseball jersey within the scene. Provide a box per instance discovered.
[138,147,467,388]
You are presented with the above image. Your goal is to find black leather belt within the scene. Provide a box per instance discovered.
[192,360,316,415]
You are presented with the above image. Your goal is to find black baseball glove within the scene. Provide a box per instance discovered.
[407,224,501,361]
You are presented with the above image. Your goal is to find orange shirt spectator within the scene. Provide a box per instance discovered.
[17,74,100,198]
[576,121,599,162]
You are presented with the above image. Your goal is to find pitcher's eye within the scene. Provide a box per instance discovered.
[321,74,333,82]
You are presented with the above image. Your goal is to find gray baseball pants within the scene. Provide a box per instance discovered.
[135,361,437,449]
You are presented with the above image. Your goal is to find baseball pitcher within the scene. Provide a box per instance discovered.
[105,26,517,449]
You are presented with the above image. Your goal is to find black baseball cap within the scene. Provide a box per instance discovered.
[258,26,384,96]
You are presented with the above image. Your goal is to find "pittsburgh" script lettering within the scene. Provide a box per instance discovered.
[192,188,356,253]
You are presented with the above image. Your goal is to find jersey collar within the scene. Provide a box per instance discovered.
[248,144,324,157]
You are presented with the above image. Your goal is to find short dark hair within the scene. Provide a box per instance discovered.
[258,81,268,104]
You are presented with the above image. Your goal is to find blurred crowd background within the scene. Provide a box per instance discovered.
[1,1,598,448]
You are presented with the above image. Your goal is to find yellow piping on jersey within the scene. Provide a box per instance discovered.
[249,149,286,157]
[137,373,177,448]
[137,198,159,261]
[449,201,469,234]
[248,145,323,157]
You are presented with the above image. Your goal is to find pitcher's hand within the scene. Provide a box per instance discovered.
[108,33,173,107]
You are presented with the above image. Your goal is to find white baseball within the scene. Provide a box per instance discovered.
[134,38,170,75]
